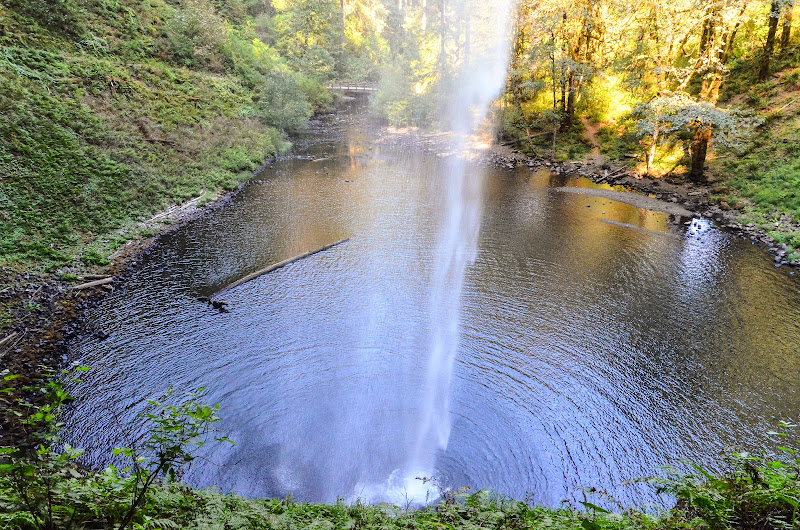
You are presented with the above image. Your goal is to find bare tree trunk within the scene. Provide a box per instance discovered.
[565,72,576,129]
[781,1,794,52]
[422,0,427,32]
[647,122,659,175]
[689,128,712,183]
[759,0,780,81]
[510,78,537,156]
[707,11,744,103]
[693,14,715,92]
[550,33,559,161]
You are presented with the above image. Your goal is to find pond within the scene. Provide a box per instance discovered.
[65,100,800,507]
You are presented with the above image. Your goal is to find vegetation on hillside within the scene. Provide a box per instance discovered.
[3,372,800,529]
[0,0,389,270]
[497,0,799,255]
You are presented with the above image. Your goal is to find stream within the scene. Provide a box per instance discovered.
[65,101,800,507]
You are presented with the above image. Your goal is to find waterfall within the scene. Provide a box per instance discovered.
[356,0,515,504]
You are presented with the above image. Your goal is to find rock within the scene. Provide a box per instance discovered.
[211,299,230,313]
[719,201,731,211]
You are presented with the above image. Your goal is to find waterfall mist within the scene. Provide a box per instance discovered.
[357,0,516,504]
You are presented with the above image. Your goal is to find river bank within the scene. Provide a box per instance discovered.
[377,125,799,268]
[0,163,268,444]
[485,146,800,269]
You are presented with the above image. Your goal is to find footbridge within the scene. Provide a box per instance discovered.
[326,81,378,93]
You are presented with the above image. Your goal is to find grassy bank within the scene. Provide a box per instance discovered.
[0,0,344,273]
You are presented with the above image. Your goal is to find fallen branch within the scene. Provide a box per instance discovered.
[608,166,629,178]
[776,98,798,113]
[214,238,350,296]
[0,332,19,350]
[73,277,114,290]
[80,274,110,281]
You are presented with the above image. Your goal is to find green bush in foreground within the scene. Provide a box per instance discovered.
[2,371,800,529]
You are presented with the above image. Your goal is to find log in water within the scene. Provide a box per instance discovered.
[213,238,350,297]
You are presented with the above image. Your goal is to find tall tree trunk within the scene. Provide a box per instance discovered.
[550,33,559,161]
[692,14,715,91]
[759,0,780,81]
[706,12,744,103]
[689,128,712,183]
[781,1,794,51]
[340,0,346,40]
[510,80,537,156]
[647,122,659,175]
[565,72,576,129]
[422,0,427,33]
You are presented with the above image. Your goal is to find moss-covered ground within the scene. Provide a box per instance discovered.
[0,0,305,272]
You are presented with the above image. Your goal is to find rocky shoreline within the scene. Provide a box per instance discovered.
[486,147,800,270]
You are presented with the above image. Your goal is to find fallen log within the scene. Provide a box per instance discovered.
[214,238,350,296]
[73,277,114,290]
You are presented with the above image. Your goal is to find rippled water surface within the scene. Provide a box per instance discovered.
[66,103,800,506]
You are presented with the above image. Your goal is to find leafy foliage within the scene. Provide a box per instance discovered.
[4,373,800,529]
[633,93,762,159]
[257,69,314,131]
[0,370,228,529]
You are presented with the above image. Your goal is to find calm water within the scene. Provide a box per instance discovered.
[66,102,800,507]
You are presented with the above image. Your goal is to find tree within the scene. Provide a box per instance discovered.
[780,0,795,52]
[760,0,783,81]
[634,94,761,182]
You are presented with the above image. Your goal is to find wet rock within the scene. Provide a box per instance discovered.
[211,299,230,313]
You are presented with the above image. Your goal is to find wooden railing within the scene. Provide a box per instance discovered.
[326,81,378,92]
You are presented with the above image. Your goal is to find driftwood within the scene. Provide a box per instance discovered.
[214,238,350,296]
[0,332,19,350]
[607,166,629,178]
[73,277,114,290]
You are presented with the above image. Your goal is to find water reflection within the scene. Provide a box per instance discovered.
[65,103,800,507]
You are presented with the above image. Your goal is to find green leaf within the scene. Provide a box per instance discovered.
[579,501,610,514]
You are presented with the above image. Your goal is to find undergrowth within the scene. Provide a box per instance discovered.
[0,0,336,271]
[2,371,800,529]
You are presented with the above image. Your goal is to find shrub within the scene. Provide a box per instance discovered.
[0,370,228,530]
[256,69,313,132]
